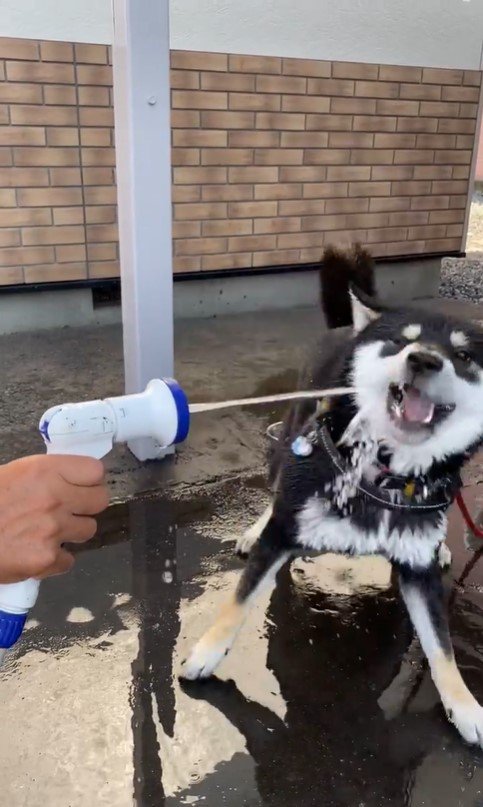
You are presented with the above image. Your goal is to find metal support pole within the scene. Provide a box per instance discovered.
[112,0,174,460]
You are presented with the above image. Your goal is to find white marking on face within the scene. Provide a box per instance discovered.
[450,330,469,349]
[402,323,422,341]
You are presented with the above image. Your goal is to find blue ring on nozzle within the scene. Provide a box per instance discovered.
[0,610,27,649]
[164,378,190,444]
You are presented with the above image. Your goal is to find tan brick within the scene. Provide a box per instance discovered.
[369,196,410,212]
[435,149,472,164]
[348,181,391,197]
[277,231,325,249]
[449,194,467,208]
[228,130,279,148]
[174,166,227,184]
[172,220,202,238]
[0,82,42,104]
[201,71,255,92]
[348,212,393,229]
[282,58,330,78]
[81,167,114,185]
[25,262,87,282]
[459,102,478,117]
[325,197,369,214]
[85,205,116,224]
[0,38,39,60]
[422,68,463,85]
[0,105,8,124]
[376,99,419,116]
[415,133,456,149]
[463,70,481,87]
[278,199,325,216]
[74,43,108,64]
[254,216,301,234]
[2,167,49,187]
[351,149,394,165]
[173,185,201,202]
[0,127,45,146]
[379,65,422,82]
[202,252,252,270]
[253,248,300,266]
[388,211,429,226]
[280,166,328,182]
[81,147,116,167]
[455,134,474,149]
[23,224,84,246]
[0,266,25,283]
[353,115,397,132]
[40,41,73,62]
[44,85,76,105]
[371,241,425,257]
[299,247,326,262]
[452,166,470,179]
[7,61,74,84]
[424,237,461,251]
[174,129,225,148]
[0,189,16,206]
[172,51,228,72]
[0,229,21,247]
[202,218,252,237]
[256,111,304,131]
[175,237,227,255]
[255,148,303,165]
[367,226,408,243]
[280,133,326,149]
[371,166,413,180]
[49,167,82,185]
[76,65,112,86]
[333,62,379,80]
[302,213,352,231]
[80,128,111,147]
[446,224,464,238]
[84,185,117,205]
[394,149,434,164]
[201,110,254,129]
[88,260,120,279]
[173,89,227,109]
[373,133,416,148]
[302,182,348,198]
[47,128,79,147]
[281,95,330,113]
[254,182,302,201]
[171,69,199,90]
[428,209,465,224]
[331,97,376,115]
[227,234,276,252]
[78,86,110,106]
[407,225,447,240]
[17,187,82,207]
[229,92,280,111]
[79,107,114,126]
[172,148,200,166]
[400,83,441,100]
[420,101,459,117]
[411,195,450,210]
[53,207,84,225]
[327,165,372,181]
[308,78,354,96]
[54,245,87,263]
[202,183,253,201]
[0,246,55,267]
[11,105,77,126]
[397,117,438,133]
[200,147,251,165]
[391,180,432,195]
[413,165,452,179]
[304,149,350,165]
[86,223,118,243]
[0,148,13,166]
[228,166,278,183]
[1,207,52,226]
[306,114,353,131]
[355,80,399,98]
[257,74,306,94]
[229,54,281,74]
[174,201,227,220]
[171,109,200,128]
[329,132,374,148]
[228,200,277,218]
[87,243,117,261]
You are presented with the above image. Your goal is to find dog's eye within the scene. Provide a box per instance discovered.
[455,349,472,363]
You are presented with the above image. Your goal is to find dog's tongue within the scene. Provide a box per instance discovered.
[403,386,434,423]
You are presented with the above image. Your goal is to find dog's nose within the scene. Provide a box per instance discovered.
[407,350,443,374]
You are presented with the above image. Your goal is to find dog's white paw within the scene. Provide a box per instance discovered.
[445,698,483,747]
[181,639,231,681]
[235,529,259,556]
[438,543,452,570]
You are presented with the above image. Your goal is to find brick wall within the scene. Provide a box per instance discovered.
[0,38,481,285]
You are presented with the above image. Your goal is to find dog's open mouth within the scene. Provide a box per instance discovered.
[387,383,455,431]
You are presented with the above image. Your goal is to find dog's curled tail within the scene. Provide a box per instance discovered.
[320,244,375,329]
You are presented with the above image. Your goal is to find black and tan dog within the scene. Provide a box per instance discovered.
[183,246,483,747]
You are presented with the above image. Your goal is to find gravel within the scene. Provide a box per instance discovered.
[439,192,483,303]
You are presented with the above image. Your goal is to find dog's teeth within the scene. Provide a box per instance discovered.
[423,404,435,424]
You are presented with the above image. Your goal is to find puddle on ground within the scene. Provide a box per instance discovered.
[1,481,483,806]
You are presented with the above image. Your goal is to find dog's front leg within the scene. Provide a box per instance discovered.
[396,560,483,747]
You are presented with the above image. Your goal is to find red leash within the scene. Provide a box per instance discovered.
[456,490,483,540]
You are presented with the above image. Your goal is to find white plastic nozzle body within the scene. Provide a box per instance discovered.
[0,378,190,656]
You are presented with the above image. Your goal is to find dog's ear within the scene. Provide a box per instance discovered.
[349,284,383,333]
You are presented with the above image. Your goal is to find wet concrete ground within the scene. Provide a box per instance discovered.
[2,302,483,805]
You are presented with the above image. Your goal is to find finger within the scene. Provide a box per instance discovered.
[38,548,75,579]
[56,456,106,487]
[57,514,98,545]
[59,483,110,516]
